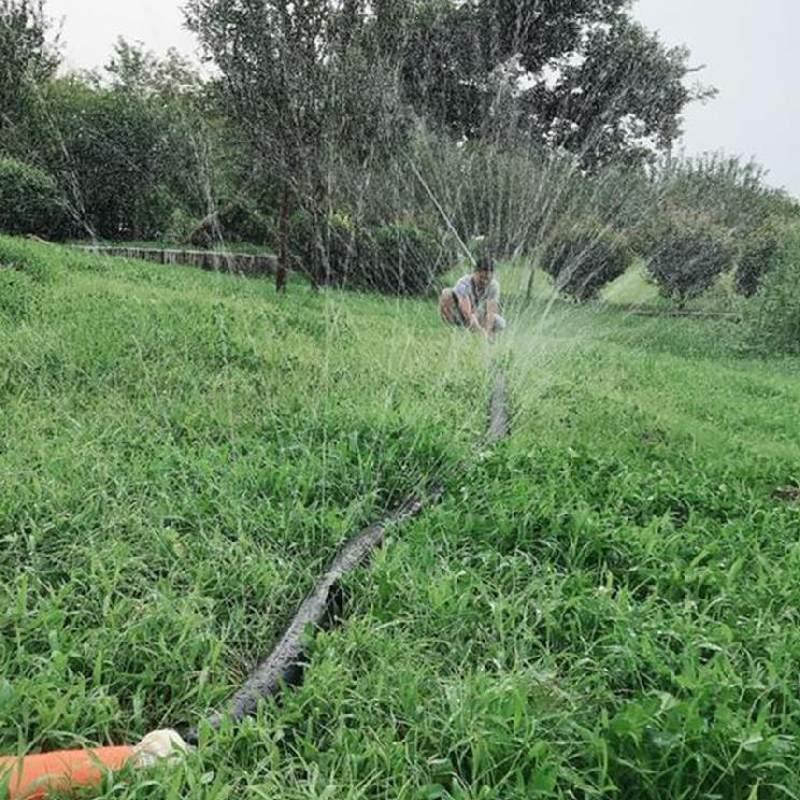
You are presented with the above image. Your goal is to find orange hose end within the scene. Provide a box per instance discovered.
[0,746,134,800]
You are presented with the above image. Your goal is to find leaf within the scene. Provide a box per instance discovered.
[418,784,449,800]
[531,765,558,793]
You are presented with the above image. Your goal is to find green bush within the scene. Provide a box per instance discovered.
[735,218,785,297]
[641,212,735,306]
[218,198,275,245]
[163,207,200,245]
[746,226,800,355]
[359,222,444,295]
[0,158,63,236]
[288,211,444,295]
[287,209,356,286]
[542,224,632,302]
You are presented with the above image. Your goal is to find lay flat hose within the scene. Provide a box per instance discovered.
[186,490,441,744]
[187,371,510,744]
[487,371,509,445]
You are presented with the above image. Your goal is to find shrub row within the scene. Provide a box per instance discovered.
[288,211,446,296]
[539,213,762,305]
[541,224,631,301]
[0,154,792,309]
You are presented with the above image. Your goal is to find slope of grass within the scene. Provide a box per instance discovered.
[0,236,489,746]
[2,237,799,799]
[601,261,660,306]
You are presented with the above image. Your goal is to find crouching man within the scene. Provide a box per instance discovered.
[440,255,506,339]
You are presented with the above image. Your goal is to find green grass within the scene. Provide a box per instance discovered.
[601,261,660,306]
[2,236,800,799]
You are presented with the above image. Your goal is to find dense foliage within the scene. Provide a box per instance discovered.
[0,157,62,235]
[542,223,632,301]
[641,211,736,305]
[287,211,445,294]
[0,0,58,128]
[736,218,787,298]
[746,226,800,354]
[0,0,797,302]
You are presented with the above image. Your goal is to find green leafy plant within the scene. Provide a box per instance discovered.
[0,157,63,236]
[542,223,632,301]
[746,225,800,354]
[735,217,786,297]
[641,211,735,306]
[359,222,444,296]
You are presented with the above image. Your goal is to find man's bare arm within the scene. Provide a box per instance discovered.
[458,295,485,335]
[485,299,499,333]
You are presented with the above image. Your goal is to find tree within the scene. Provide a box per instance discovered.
[0,0,59,132]
[12,74,192,239]
[370,1,710,167]
[647,155,800,297]
[104,37,207,101]
[187,0,331,290]
[524,18,715,168]
[3,36,242,242]
[643,211,735,307]
[478,0,630,74]
[736,218,786,298]
[541,222,631,301]
[656,155,798,235]
[102,39,245,246]
[186,0,408,291]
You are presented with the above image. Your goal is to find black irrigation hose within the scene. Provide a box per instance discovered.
[186,371,510,745]
[185,489,441,744]
[627,307,741,322]
[487,372,509,444]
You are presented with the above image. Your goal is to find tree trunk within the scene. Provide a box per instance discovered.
[276,182,289,293]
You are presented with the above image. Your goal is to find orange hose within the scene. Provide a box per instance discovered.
[0,746,134,800]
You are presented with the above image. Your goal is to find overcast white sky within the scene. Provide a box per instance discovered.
[46,0,799,197]
[635,0,799,197]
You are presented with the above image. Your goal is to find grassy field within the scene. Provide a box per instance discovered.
[2,237,800,799]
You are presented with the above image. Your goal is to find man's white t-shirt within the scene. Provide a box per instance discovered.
[453,275,500,313]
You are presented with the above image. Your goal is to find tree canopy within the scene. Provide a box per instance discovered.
[0,0,59,129]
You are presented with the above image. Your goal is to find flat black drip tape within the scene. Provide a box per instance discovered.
[186,491,440,743]
[487,372,509,445]
[187,371,509,744]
